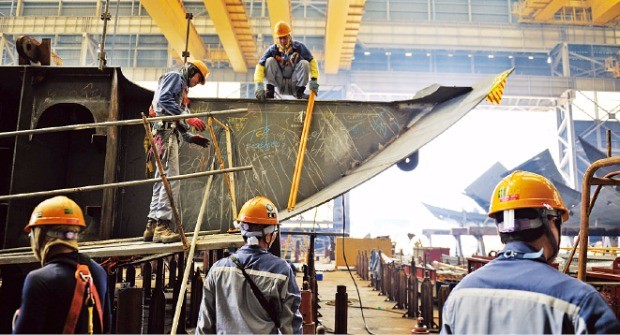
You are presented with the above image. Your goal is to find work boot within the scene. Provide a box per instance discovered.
[295,86,309,99]
[143,218,157,242]
[266,84,275,99]
[153,219,181,243]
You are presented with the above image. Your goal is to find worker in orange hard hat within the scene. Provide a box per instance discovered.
[254,21,319,101]
[196,196,302,334]
[440,171,620,334]
[144,59,211,243]
[13,196,111,334]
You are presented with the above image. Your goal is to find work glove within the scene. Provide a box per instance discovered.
[183,132,210,148]
[309,79,319,95]
[187,117,206,132]
[255,82,266,102]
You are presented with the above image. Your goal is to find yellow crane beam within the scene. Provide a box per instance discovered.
[324,0,366,74]
[534,0,570,21]
[514,0,601,25]
[140,0,208,63]
[203,0,258,72]
[591,0,620,25]
[266,0,292,43]
[341,0,365,70]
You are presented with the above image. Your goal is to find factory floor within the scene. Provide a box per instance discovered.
[309,264,423,334]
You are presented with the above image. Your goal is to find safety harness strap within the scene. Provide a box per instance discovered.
[230,255,281,329]
[63,268,86,334]
[62,262,104,334]
[91,277,104,333]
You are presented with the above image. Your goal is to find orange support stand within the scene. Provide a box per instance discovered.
[288,91,316,211]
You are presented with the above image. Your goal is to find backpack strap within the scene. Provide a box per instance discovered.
[63,255,104,334]
[230,255,281,329]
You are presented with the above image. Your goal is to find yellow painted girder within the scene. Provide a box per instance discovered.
[534,0,570,21]
[203,0,258,72]
[341,0,365,70]
[591,0,620,25]
[514,0,600,25]
[325,0,365,73]
[140,0,207,63]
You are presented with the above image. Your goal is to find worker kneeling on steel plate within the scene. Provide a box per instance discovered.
[13,196,112,334]
[196,196,302,334]
[440,171,620,334]
[254,21,319,101]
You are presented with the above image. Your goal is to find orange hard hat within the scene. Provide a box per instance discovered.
[488,171,569,222]
[187,60,210,84]
[274,21,292,38]
[25,196,86,233]
[237,196,279,225]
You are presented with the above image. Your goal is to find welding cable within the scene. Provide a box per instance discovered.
[324,300,404,315]
[340,196,376,335]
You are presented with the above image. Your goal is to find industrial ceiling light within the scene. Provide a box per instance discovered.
[528,56,534,60]
[488,54,494,58]
[508,55,513,59]
[547,56,552,64]
[426,52,431,57]
[385,51,391,56]
[364,51,371,56]
[405,52,412,57]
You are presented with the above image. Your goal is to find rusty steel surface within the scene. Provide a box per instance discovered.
[0,66,499,251]
[578,156,620,280]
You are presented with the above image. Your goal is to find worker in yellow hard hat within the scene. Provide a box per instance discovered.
[196,196,302,334]
[440,171,620,334]
[13,196,111,334]
[144,59,211,243]
[254,21,319,101]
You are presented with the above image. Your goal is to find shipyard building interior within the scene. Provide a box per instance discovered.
[0,0,619,334]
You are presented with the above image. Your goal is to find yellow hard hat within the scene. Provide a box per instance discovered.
[488,171,569,222]
[25,196,86,233]
[187,60,210,84]
[274,21,292,38]
[237,196,279,225]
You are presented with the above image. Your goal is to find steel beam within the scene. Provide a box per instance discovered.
[591,0,620,25]
[324,0,366,74]
[203,0,258,72]
[534,0,567,21]
[140,0,208,63]
[324,0,350,74]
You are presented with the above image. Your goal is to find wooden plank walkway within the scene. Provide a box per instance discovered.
[0,233,244,265]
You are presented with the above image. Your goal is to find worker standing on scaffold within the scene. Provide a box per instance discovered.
[144,60,211,243]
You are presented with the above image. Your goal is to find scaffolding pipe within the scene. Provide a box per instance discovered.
[578,156,620,281]
[171,160,215,335]
[0,108,248,139]
[141,114,188,248]
[563,170,620,274]
[207,118,235,216]
[0,166,251,201]
[98,0,111,71]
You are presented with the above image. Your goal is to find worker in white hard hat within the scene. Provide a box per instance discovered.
[441,171,620,334]
[196,196,302,334]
